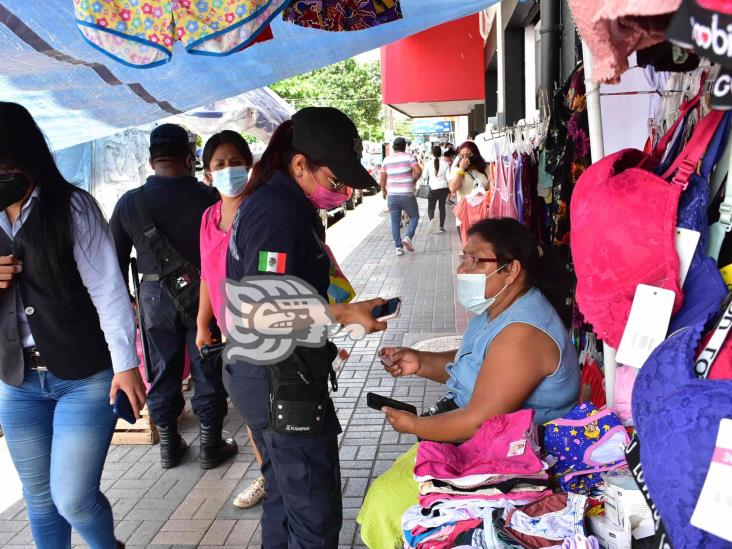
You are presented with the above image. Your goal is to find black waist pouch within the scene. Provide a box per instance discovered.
[266,343,338,436]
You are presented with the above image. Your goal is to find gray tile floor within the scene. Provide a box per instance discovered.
[0,198,466,548]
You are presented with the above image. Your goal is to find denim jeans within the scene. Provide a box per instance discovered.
[140,280,229,427]
[0,368,117,549]
[387,194,420,249]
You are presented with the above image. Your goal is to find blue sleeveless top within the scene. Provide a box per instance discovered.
[445,287,580,424]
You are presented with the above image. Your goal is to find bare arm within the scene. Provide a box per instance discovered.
[384,324,559,442]
[196,279,216,350]
[379,172,388,197]
[411,164,422,183]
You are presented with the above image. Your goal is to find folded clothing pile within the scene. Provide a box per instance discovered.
[402,409,555,548]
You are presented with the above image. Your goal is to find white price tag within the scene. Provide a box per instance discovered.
[675,227,701,287]
[691,419,732,542]
[616,285,675,368]
[507,439,526,457]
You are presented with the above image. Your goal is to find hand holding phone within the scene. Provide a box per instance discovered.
[113,391,137,425]
[366,392,418,415]
[371,297,401,321]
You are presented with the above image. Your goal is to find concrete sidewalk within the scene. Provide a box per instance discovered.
[0,194,467,548]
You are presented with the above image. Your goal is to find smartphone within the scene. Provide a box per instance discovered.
[113,391,137,425]
[366,392,417,415]
[371,297,401,321]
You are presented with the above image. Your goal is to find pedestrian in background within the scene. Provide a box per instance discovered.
[424,145,455,233]
[0,102,145,549]
[111,124,237,470]
[380,137,422,256]
[195,130,265,509]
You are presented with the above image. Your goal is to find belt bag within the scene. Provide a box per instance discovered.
[267,344,338,436]
[133,189,200,327]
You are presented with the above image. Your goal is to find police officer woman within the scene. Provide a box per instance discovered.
[226,107,385,547]
[0,103,146,548]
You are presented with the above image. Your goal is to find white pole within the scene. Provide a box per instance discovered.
[581,40,618,408]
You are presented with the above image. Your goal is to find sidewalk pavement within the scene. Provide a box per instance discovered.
[0,194,467,549]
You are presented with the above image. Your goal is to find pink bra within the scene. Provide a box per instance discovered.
[571,110,725,348]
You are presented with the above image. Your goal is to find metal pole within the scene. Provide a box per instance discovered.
[539,0,561,95]
[581,40,617,407]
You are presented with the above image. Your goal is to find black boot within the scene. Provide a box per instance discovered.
[158,424,188,469]
[199,421,238,470]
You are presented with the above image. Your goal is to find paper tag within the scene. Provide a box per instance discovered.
[507,439,526,457]
[690,419,732,542]
[616,285,675,368]
[675,227,701,287]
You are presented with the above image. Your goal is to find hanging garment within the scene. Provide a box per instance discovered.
[567,0,681,84]
[632,323,732,548]
[514,153,525,224]
[453,190,489,244]
[488,156,519,220]
[282,0,403,31]
[578,358,605,410]
[611,365,637,425]
[73,0,283,67]
[636,41,701,73]
[571,110,725,348]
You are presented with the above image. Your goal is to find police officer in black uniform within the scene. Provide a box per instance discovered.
[111,124,237,470]
[225,108,386,548]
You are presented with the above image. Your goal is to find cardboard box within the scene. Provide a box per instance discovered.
[603,472,653,538]
[588,514,632,549]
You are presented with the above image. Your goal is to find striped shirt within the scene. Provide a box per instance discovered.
[381,152,418,195]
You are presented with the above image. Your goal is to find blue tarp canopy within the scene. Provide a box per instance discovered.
[0,0,500,151]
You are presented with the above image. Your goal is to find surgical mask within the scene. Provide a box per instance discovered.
[308,184,350,210]
[456,264,509,314]
[212,166,249,197]
[0,173,32,210]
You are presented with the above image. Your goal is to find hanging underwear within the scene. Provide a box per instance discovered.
[73,0,287,68]
[282,0,403,32]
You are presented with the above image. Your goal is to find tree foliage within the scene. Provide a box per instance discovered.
[270,59,383,141]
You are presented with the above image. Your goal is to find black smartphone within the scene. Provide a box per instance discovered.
[366,392,417,415]
[113,391,136,425]
[371,297,401,321]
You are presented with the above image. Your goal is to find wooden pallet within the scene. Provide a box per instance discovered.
[111,406,159,445]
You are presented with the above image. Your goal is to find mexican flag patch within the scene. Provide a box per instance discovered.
[258,251,287,274]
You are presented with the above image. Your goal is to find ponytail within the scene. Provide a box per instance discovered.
[431,145,441,175]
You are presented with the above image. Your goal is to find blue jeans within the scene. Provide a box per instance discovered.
[0,368,117,549]
[387,194,420,249]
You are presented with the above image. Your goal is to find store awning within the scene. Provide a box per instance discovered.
[0,0,504,151]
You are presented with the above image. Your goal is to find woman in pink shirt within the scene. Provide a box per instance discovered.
[195,130,265,509]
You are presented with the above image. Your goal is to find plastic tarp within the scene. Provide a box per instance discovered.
[0,0,503,151]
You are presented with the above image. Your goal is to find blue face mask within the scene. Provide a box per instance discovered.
[212,166,249,197]
[456,264,509,314]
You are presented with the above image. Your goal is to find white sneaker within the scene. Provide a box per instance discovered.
[395,248,404,256]
[402,236,414,252]
[232,476,265,508]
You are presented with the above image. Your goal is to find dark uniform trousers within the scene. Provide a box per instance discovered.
[139,280,229,427]
[223,362,342,549]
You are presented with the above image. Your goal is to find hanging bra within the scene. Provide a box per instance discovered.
[74,0,286,68]
[632,322,732,548]
[571,109,725,348]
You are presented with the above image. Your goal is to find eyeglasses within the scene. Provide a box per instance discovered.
[459,254,500,270]
[326,175,346,192]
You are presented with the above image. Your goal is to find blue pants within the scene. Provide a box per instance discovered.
[223,362,342,549]
[388,194,419,249]
[140,280,228,427]
[0,368,117,549]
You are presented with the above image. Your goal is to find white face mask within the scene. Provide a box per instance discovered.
[212,166,249,197]
[456,264,509,314]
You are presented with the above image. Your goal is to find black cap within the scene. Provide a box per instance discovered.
[149,123,191,159]
[291,107,375,189]
[393,137,407,149]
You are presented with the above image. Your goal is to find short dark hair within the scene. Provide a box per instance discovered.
[202,130,254,171]
[393,137,407,152]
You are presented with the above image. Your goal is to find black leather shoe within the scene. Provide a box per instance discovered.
[199,421,238,470]
[158,424,188,469]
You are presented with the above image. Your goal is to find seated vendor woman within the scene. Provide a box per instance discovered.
[357,218,580,549]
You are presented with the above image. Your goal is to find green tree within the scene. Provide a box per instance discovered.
[394,119,415,141]
[271,59,383,141]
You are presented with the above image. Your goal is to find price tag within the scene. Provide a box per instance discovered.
[690,419,732,542]
[616,285,675,368]
[675,227,701,287]
[507,439,526,457]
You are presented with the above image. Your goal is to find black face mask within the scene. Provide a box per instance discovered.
[0,173,32,210]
